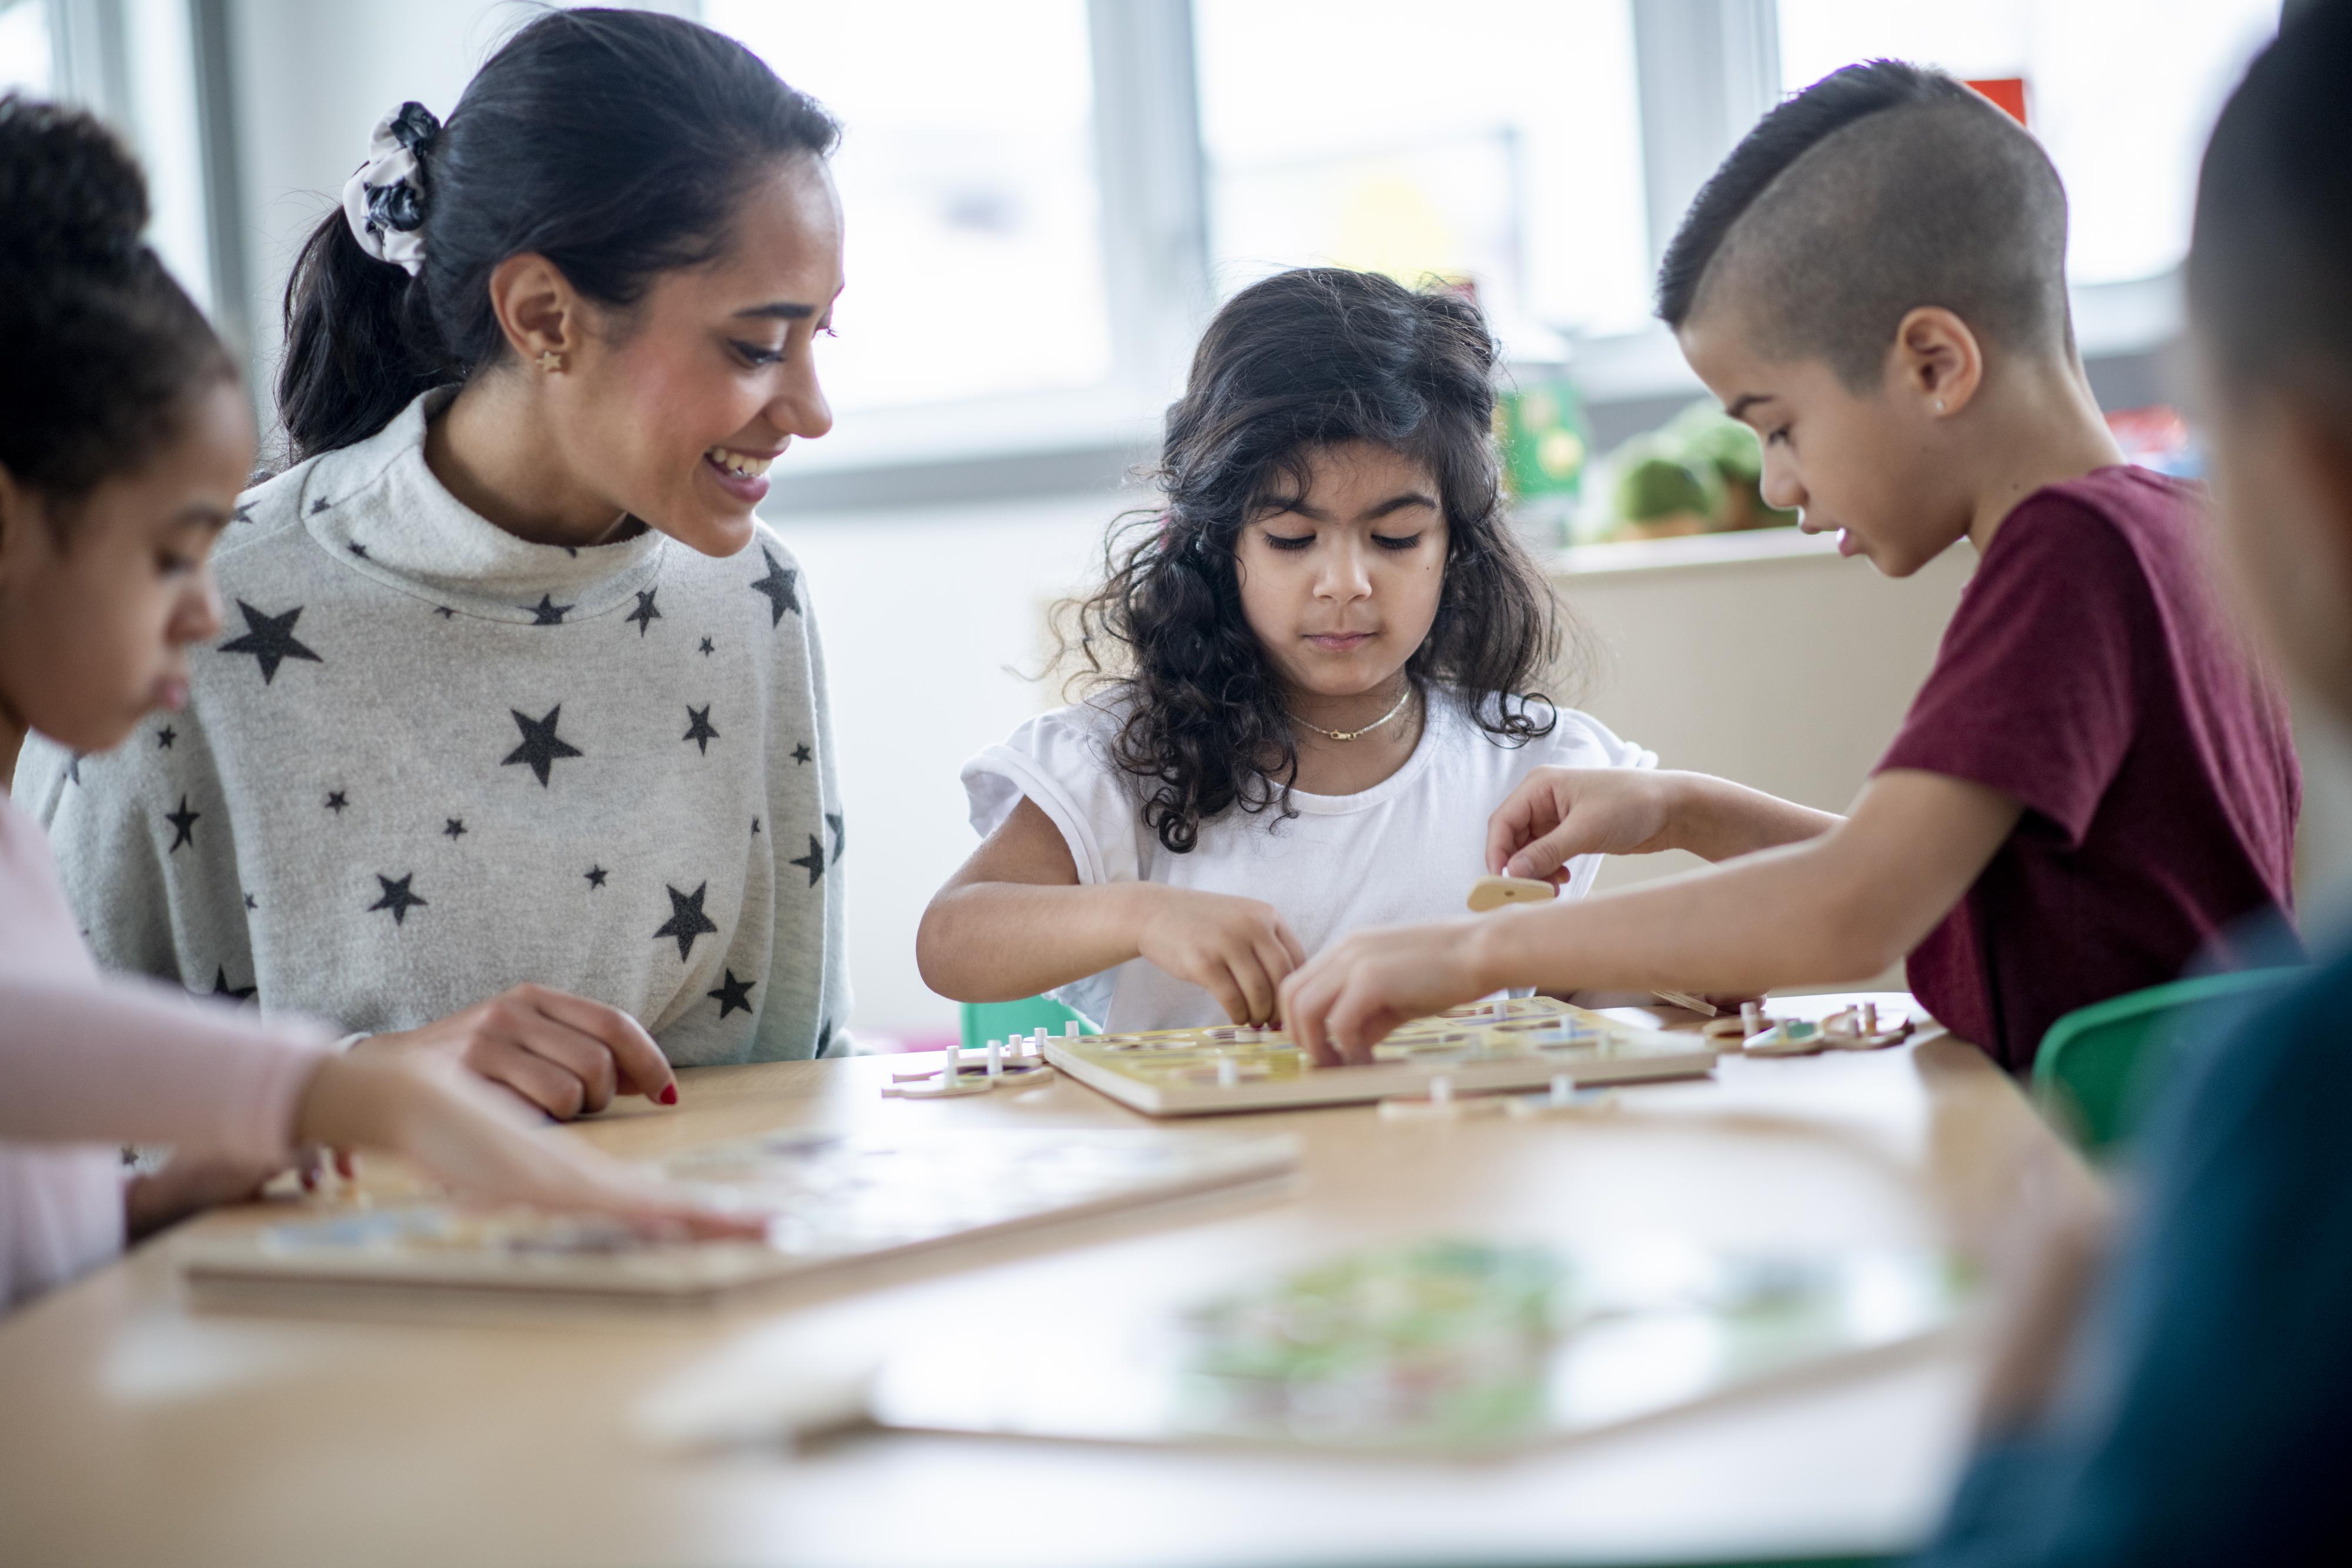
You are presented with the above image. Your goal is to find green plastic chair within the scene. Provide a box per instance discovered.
[960,995,1095,1054]
[2033,967,2307,1155]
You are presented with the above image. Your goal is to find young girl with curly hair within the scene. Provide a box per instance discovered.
[918,268,1654,1032]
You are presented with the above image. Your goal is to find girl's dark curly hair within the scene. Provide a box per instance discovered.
[1063,267,1566,854]
[0,94,235,523]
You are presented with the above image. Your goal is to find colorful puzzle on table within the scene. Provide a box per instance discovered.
[831,1235,1971,1457]
[177,1129,1298,1305]
[1045,995,1717,1118]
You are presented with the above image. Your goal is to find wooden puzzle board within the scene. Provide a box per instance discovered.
[1045,997,1717,1118]
[177,1129,1298,1305]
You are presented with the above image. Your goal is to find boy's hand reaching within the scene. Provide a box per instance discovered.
[1488,767,1678,882]
[1134,886,1307,1025]
[1279,915,1498,1064]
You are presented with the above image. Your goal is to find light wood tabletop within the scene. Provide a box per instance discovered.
[0,994,2098,1568]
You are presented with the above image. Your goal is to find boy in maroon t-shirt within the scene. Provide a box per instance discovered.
[1279,61,2300,1072]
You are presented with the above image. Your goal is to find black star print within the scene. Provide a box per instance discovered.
[826,811,845,864]
[443,818,467,840]
[206,966,257,1004]
[66,753,82,784]
[243,892,258,911]
[502,705,583,788]
[626,589,662,637]
[748,546,800,626]
[324,790,349,814]
[751,817,761,836]
[367,872,427,925]
[232,504,253,526]
[789,833,826,887]
[156,726,176,749]
[218,600,323,685]
[563,546,579,559]
[522,593,573,626]
[707,969,756,1019]
[791,742,813,765]
[682,704,719,755]
[653,881,718,961]
[817,1019,834,1057]
[347,541,370,559]
[165,795,200,852]
[433,606,456,619]
[699,637,715,657]
[309,497,332,515]
[584,865,609,890]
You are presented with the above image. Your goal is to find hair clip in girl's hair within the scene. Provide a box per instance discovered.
[340,101,442,277]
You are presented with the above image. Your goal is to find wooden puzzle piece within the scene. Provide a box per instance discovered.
[1466,875,1558,913]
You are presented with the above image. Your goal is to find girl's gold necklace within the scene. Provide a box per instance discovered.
[1289,681,1415,743]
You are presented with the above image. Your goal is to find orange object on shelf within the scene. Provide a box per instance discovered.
[1966,77,2029,127]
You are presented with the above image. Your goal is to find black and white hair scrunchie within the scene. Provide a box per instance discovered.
[340,101,441,276]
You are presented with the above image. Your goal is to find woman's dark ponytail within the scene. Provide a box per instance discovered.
[276,7,840,463]
[275,191,450,463]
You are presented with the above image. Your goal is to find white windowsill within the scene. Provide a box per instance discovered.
[1544,524,1840,578]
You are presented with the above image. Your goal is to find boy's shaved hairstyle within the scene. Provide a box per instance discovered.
[2190,0,2352,407]
[1658,60,2073,390]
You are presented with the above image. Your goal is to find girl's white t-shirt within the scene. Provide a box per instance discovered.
[960,690,1655,1032]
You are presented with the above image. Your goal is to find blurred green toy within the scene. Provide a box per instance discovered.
[1663,399,1799,531]
[1608,433,1723,539]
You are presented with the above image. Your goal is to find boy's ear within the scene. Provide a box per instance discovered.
[1888,307,1984,420]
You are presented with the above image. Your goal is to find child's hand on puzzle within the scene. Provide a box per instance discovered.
[1134,885,1306,1026]
[1278,916,1497,1064]
[1487,767,1679,882]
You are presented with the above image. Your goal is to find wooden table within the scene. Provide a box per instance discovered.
[0,996,2097,1568]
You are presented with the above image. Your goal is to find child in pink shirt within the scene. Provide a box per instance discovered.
[0,96,750,1312]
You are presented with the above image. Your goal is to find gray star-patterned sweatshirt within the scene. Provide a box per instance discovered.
[13,390,850,1065]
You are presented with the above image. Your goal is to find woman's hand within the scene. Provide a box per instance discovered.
[1133,886,1307,1025]
[355,984,678,1120]
[1487,767,1681,881]
[1279,916,1500,1064]
[296,1052,762,1239]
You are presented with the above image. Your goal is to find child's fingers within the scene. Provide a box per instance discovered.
[1274,921,1308,972]
[1197,961,1253,1026]
[1503,823,1583,882]
[1279,962,1340,1064]
[1228,950,1280,1025]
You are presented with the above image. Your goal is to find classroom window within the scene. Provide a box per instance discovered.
[0,0,52,96]
[703,0,1114,414]
[1191,0,1651,345]
[1776,0,2280,286]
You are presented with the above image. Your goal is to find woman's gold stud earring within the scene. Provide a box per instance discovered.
[536,350,564,373]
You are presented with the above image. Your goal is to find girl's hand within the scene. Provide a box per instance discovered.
[1279,917,1496,1064]
[1133,886,1307,1025]
[355,984,679,1120]
[296,1052,763,1239]
[1487,767,1679,881]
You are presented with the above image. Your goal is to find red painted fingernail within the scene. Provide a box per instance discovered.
[660,1084,678,1105]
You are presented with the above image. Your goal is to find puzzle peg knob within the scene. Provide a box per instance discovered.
[1431,1075,1454,1107]
[1550,1074,1572,1106]
[985,1039,1004,1079]
[1216,1056,1240,1088]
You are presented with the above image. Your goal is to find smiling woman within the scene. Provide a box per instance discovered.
[19,9,857,1113]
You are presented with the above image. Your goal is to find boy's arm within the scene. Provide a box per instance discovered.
[1490,767,1847,879]
[1286,768,2021,1059]
[918,797,1305,1025]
